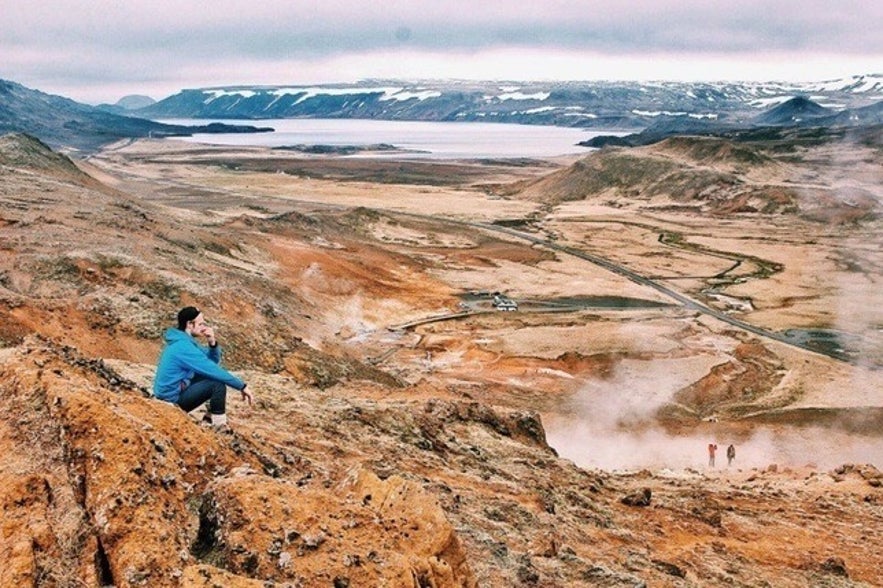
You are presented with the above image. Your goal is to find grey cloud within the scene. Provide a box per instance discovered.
[5,0,883,56]
[2,0,881,103]
[58,18,879,62]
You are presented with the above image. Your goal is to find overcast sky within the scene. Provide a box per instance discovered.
[2,0,881,104]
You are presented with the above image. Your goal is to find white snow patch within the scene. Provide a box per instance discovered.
[631,109,717,120]
[489,91,551,101]
[269,87,442,103]
[379,90,442,101]
[288,87,402,104]
[748,96,795,108]
[632,110,718,120]
[633,109,684,117]
[519,106,558,114]
[203,89,257,103]
[808,74,883,93]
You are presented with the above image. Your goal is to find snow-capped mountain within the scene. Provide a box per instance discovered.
[136,75,883,129]
[2,75,881,153]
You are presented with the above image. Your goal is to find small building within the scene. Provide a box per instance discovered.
[492,294,518,312]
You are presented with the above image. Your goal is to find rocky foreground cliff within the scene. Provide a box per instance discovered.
[3,339,882,587]
[2,132,883,586]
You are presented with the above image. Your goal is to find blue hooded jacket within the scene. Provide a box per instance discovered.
[153,328,245,403]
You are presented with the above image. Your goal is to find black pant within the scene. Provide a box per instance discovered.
[177,376,227,415]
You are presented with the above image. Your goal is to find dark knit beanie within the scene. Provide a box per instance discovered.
[177,306,200,330]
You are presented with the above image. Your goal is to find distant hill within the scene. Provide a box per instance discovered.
[510,134,877,222]
[0,79,272,153]
[510,138,770,210]
[97,94,157,114]
[0,132,99,185]
[116,94,156,110]
[826,100,883,126]
[0,132,125,202]
[583,96,883,148]
[754,97,831,126]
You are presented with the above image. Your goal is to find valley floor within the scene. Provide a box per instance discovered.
[88,138,883,472]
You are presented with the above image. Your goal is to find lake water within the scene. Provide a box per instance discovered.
[157,118,617,159]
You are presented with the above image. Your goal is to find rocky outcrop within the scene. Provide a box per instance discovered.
[4,337,883,586]
[0,339,476,587]
[198,467,474,586]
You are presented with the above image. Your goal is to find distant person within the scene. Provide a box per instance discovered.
[708,443,718,467]
[153,306,252,429]
[727,444,736,466]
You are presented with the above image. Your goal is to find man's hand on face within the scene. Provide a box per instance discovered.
[196,323,216,346]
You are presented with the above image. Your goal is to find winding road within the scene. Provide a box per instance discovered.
[91,149,845,362]
[394,211,850,363]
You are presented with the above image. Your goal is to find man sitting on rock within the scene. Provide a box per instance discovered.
[153,306,252,429]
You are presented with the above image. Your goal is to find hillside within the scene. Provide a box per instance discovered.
[0,133,94,182]
[512,134,879,223]
[584,97,883,149]
[4,337,882,587]
[0,80,271,153]
[754,96,832,126]
[2,132,883,586]
[0,133,400,386]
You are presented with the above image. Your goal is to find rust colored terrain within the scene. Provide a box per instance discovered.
[1,132,882,586]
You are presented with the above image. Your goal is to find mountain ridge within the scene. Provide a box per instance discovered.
[583,96,883,148]
[134,74,883,129]
[3,75,883,153]
[0,80,272,153]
